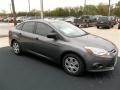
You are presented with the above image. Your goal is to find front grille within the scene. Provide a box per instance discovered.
[110,49,116,54]
[107,56,117,67]
[107,58,115,67]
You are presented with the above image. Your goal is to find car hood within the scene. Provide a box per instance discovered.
[70,34,116,51]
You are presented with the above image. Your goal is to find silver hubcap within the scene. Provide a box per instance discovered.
[65,57,79,73]
[12,42,20,54]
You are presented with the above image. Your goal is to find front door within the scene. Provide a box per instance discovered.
[33,22,61,60]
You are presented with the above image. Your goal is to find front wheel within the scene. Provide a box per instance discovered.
[12,41,22,55]
[62,54,85,76]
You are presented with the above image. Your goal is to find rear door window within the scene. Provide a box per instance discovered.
[22,22,35,33]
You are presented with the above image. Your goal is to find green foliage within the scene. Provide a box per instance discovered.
[113,1,120,17]
[84,5,98,15]
[0,1,120,17]
[45,7,83,17]
[97,3,109,16]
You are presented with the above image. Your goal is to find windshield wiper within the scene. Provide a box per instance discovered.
[71,33,89,38]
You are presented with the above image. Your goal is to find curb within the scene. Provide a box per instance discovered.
[0,35,8,38]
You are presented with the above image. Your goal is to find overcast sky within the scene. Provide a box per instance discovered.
[0,0,119,13]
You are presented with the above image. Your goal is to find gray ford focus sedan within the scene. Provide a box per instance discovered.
[9,20,118,76]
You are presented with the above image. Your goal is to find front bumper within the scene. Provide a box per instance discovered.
[89,67,114,72]
[96,23,110,27]
[86,49,118,72]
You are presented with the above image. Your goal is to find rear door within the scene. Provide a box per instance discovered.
[20,21,36,50]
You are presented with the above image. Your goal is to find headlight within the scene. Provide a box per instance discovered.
[85,47,110,56]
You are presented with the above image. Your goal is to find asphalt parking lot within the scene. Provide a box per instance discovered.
[0,23,120,90]
[0,46,119,90]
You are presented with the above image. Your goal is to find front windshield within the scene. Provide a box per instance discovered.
[51,21,87,37]
[98,17,109,21]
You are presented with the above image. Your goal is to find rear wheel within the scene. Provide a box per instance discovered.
[118,25,120,29]
[97,26,99,29]
[107,26,110,29]
[12,41,22,55]
[62,54,85,76]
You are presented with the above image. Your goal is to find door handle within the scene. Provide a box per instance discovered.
[34,37,39,40]
[18,33,22,35]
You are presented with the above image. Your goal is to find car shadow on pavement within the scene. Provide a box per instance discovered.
[97,28,113,30]
[23,51,120,78]
[23,51,62,69]
[0,46,120,79]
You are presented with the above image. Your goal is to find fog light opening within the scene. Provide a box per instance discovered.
[93,63,104,69]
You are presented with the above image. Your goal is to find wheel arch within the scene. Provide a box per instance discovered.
[60,51,86,69]
[11,39,17,47]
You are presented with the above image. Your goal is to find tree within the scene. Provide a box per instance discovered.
[97,3,109,16]
[84,5,97,15]
[1,1,120,17]
[72,6,83,17]
[113,1,120,17]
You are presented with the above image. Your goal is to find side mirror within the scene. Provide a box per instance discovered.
[47,33,57,39]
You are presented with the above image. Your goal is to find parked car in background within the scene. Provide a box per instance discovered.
[8,17,14,23]
[0,17,7,22]
[2,17,14,23]
[118,24,120,29]
[17,16,42,23]
[109,16,117,25]
[9,20,118,76]
[118,19,120,29]
[16,16,29,23]
[65,17,76,25]
[16,16,25,23]
[55,17,65,21]
[44,17,56,20]
[3,17,8,22]
[96,16,113,29]
[74,15,97,28]
[0,17,3,22]
[94,15,103,21]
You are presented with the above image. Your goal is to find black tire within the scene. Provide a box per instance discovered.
[12,41,22,55]
[118,26,120,29]
[97,26,99,29]
[85,23,89,28]
[62,54,85,76]
[107,26,110,29]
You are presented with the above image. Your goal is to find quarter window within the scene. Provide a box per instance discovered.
[16,23,23,30]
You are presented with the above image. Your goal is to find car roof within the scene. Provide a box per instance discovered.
[16,19,65,27]
[25,19,64,23]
